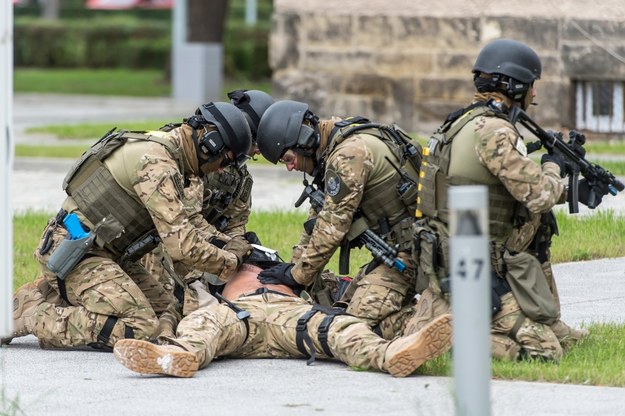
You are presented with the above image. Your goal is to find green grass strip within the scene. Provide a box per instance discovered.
[417,323,625,386]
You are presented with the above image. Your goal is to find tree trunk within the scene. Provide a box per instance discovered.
[187,0,229,43]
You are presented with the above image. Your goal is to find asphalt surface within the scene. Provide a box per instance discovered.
[3,94,625,416]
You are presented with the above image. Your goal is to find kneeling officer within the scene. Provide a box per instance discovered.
[4,102,254,349]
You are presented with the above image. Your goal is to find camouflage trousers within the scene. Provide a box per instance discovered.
[491,293,563,361]
[32,220,172,348]
[407,286,562,361]
[343,252,418,340]
[141,244,218,318]
[141,245,176,295]
[165,292,390,371]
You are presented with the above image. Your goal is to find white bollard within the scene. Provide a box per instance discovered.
[0,0,14,337]
[449,186,491,416]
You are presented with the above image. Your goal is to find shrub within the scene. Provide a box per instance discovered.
[14,15,270,79]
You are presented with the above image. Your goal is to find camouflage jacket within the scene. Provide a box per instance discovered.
[63,124,239,282]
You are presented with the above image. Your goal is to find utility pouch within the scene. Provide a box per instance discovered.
[303,217,317,235]
[490,274,512,316]
[412,221,449,293]
[47,233,96,280]
[503,250,558,325]
[121,231,161,264]
[491,289,503,316]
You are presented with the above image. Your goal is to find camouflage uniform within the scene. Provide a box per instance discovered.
[413,92,565,361]
[129,264,453,377]
[29,125,240,349]
[290,121,421,340]
[141,164,253,303]
[164,293,395,370]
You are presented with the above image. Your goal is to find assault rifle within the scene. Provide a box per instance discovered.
[295,180,407,274]
[489,100,624,213]
[294,179,325,214]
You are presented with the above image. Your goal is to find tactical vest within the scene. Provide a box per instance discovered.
[202,165,253,232]
[325,122,422,250]
[62,130,185,257]
[417,105,524,238]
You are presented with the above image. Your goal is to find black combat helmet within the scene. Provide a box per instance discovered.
[195,101,252,169]
[473,38,541,83]
[472,39,541,102]
[227,90,275,139]
[256,100,319,164]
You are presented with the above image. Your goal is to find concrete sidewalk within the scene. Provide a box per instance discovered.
[4,93,625,416]
[3,256,625,416]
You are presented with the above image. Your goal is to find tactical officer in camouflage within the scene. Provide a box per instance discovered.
[3,102,255,350]
[254,101,423,340]
[140,90,274,321]
[408,38,589,361]
[113,256,453,378]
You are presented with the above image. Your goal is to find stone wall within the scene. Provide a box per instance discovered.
[270,1,625,135]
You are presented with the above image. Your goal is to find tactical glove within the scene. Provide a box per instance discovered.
[257,263,303,291]
[223,237,253,266]
[541,152,567,178]
[243,231,262,245]
[573,178,609,209]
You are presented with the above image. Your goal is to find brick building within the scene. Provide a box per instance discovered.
[270,0,625,137]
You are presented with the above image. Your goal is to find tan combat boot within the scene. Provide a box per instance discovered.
[1,277,47,345]
[550,319,589,350]
[384,313,453,377]
[114,339,199,378]
[403,288,451,336]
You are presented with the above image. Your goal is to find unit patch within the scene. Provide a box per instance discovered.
[326,170,341,197]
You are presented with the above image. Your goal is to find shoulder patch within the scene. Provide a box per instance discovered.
[326,170,341,197]
[172,172,185,199]
[325,169,351,202]
[515,137,528,157]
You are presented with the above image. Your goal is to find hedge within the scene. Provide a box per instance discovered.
[14,15,271,79]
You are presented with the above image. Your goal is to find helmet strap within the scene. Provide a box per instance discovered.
[228,90,261,132]
[475,73,530,106]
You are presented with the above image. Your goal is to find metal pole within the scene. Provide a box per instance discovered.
[449,186,491,416]
[171,0,187,101]
[172,0,222,103]
[245,0,258,26]
[1,0,14,337]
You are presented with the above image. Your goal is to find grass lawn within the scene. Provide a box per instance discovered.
[14,68,271,98]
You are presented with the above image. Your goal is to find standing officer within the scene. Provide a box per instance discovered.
[4,102,254,349]
[409,38,589,361]
[255,102,423,339]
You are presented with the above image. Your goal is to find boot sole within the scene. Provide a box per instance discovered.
[114,339,199,378]
[387,314,453,377]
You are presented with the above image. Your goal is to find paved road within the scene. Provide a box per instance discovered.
[3,94,625,416]
[11,157,308,214]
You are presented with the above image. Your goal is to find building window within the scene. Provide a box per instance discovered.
[575,80,624,133]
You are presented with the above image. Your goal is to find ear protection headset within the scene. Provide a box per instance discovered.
[295,111,321,155]
[198,129,225,163]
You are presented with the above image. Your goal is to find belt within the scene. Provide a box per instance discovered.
[241,287,293,298]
